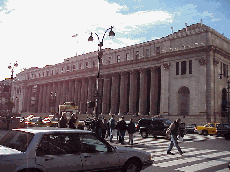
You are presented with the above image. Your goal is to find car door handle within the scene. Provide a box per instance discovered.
[45,157,54,161]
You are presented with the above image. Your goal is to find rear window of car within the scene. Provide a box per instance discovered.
[139,119,152,125]
[0,130,34,152]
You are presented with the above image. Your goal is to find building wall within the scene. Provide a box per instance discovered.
[10,23,230,124]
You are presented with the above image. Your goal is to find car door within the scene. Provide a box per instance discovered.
[152,120,164,135]
[79,133,120,171]
[207,124,216,134]
[35,133,83,172]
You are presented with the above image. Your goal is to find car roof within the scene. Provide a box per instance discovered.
[12,128,92,134]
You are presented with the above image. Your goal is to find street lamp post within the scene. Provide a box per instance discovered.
[88,26,115,119]
[8,61,18,101]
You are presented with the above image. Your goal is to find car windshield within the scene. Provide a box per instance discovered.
[30,118,40,122]
[0,130,34,152]
[161,119,172,126]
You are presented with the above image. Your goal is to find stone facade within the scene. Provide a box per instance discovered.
[10,23,230,125]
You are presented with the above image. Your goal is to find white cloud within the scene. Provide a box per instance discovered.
[0,0,174,80]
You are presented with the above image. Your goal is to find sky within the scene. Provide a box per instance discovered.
[0,0,229,81]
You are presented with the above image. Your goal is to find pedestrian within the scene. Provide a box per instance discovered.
[101,118,108,139]
[127,118,135,145]
[109,114,116,142]
[95,117,102,137]
[115,119,121,142]
[166,118,184,155]
[59,113,68,128]
[68,114,76,129]
[106,119,110,138]
[119,116,127,144]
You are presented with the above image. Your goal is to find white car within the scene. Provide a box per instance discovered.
[0,128,152,172]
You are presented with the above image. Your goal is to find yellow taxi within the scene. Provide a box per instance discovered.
[194,123,219,135]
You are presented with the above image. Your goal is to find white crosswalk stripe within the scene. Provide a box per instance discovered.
[108,134,229,171]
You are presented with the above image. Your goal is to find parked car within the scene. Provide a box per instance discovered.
[215,123,230,140]
[0,128,153,172]
[185,124,197,134]
[194,123,219,136]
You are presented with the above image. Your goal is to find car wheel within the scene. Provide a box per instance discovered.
[141,131,148,138]
[123,160,141,172]
[202,130,208,136]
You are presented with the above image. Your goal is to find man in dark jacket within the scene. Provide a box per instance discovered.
[59,113,68,128]
[68,114,76,129]
[166,118,183,155]
[127,118,135,145]
[119,116,127,144]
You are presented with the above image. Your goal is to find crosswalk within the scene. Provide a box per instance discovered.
[109,135,230,172]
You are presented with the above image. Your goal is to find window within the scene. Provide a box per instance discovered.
[43,72,45,77]
[67,66,70,71]
[146,49,150,57]
[73,65,76,70]
[176,62,179,75]
[108,57,111,64]
[126,53,130,61]
[117,55,121,62]
[36,133,81,156]
[93,61,96,67]
[61,67,64,72]
[189,60,192,74]
[46,71,49,76]
[85,62,89,68]
[136,51,139,59]
[80,134,107,153]
[181,61,186,75]
[39,73,41,77]
[156,47,160,55]
[51,70,54,75]
[56,69,59,74]
[79,63,82,70]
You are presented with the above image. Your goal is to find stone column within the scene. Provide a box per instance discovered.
[57,81,61,106]
[150,67,159,115]
[139,69,148,115]
[160,63,170,115]
[42,84,47,113]
[80,78,87,114]
[26,86,32,112]
[38,84,43,113]
[119,71,129,115]
[129,70,139,114]
[63,81,67,103]
[87,76,96,114]
[74,79,80,108]
[110,73,120,114]
[46,83,51,113]
[102,75,111,115]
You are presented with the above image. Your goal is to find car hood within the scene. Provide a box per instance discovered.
[0,145,22,155]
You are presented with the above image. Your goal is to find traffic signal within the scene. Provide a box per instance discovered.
[87,101,95,108]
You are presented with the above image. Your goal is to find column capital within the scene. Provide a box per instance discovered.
[198,58,207,65]
[163,63,170,70]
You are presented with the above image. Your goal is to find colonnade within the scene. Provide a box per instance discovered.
[22,67,161,116]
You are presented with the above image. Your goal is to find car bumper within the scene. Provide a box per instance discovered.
[142,160,153,170]
[194,130,202,134]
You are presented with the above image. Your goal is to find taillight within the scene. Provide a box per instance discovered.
[195,127,197,130]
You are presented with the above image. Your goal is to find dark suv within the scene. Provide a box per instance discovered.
[137,118,171,138]
[137,118,186,138]
[215,123,230,140]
